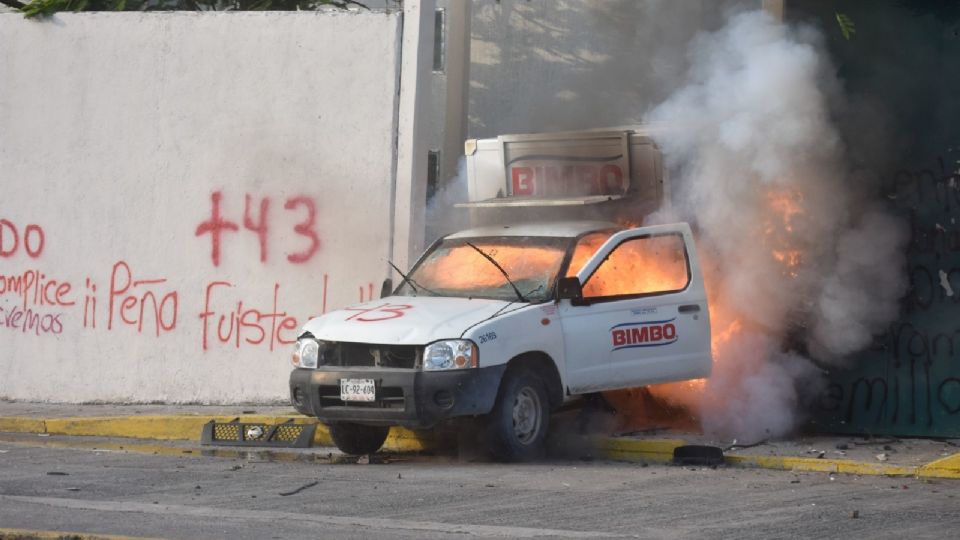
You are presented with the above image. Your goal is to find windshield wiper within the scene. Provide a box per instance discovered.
[464,242,528,303]
[388,260,418,294]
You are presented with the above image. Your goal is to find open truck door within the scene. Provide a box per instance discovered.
[557,223,711,393]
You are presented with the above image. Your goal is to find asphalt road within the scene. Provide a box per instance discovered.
[0,434,958,539]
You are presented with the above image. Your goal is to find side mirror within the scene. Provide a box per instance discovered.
[556,276,583,301]
[380,278,394,299]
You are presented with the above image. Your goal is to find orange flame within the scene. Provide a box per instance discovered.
[600,186,808,433]
[417,244,564,290]
[566,232,689,296]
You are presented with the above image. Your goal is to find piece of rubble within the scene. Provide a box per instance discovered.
[876,453,889,462]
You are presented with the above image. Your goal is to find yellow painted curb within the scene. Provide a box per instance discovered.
[0,418,46,434]
[0,527,167,540]
[725,454,917,476]
[918,452,960,479]
[597,437,686,463]
[0,414,432,452]
[598,438,960,479]
[43,415,315,441]
[3,415,959,478]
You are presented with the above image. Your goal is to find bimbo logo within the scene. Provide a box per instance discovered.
[610,318,678,351]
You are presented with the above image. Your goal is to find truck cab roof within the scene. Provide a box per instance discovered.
[444,220,622,240]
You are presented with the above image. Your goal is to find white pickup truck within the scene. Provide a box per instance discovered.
[289,219,712,461]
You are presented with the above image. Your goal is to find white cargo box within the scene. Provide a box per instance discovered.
[459,126,666,216]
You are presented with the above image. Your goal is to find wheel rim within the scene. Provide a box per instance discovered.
[512,386,542,445]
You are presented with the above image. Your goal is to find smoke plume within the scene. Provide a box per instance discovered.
[644,11,908,441]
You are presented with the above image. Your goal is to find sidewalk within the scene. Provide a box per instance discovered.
[2,401,959,478]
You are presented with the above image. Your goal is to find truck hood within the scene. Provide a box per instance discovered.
[300,296,517,345]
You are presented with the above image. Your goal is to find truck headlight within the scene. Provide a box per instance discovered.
[423,340,478,371]
[292,337,321,369]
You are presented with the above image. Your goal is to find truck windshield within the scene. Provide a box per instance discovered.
[396,236,570,302]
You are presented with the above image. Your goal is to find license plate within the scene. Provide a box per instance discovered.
[340,378,376,402]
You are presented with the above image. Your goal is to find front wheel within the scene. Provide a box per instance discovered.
[328,422,390,455]
[486,369,550,462]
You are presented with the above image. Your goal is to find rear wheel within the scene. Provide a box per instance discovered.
[328,422,389,455]
[486,369,550,462]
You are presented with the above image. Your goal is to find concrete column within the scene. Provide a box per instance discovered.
[440,1,471,185]
[393,0,437,270]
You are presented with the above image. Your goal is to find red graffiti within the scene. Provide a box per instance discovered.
[196,191,321,266]
[195,191,239,267]
[244,194,270,263]
[0,220,45,259]
[343,303,412,322]
[107,261,178,336]
[0,306,63,336]
[358,282,375,302]
[0,269,75,310]
[198,281,299,352]
[284,196,320,264]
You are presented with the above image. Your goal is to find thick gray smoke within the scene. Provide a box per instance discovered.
[644,11,909,441]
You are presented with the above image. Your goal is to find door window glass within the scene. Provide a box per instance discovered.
[566,231,613,277]
[582,234,689,298]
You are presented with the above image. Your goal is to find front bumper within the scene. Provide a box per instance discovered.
[289,365,507,429]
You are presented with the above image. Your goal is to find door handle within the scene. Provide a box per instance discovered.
[678,304,700,314]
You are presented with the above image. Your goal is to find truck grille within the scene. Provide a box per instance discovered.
[324,342,422,369]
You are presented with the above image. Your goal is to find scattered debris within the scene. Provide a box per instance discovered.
[854,438,898,446]
[790,479,800,484]
[66,487,81,492]
[835,443,849,450]
[723,439,768,452]
[851,510,860,519]
[876,453,889,462]
[229,464,243,471]
[940,270,954,297]
[397,473,402,480]
[356,455,370,465]
[46,471,68,476]
[279,480,319,497]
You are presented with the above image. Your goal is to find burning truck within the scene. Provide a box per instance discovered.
[288,127,712,461]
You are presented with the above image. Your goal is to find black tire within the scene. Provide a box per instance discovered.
[328,422,389,455]
[486,369,551,462]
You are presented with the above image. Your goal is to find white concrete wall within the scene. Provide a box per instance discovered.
[0,11,403,403]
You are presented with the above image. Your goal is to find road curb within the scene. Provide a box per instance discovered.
[2,415,958,478]
[597,436,960,478]
[0,415,430,453]
[0,527,166,540]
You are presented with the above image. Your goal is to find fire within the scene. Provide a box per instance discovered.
[597,186,808,434]
[764,188,806,276]
[417,243,564,290]
[566,232,689,296]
